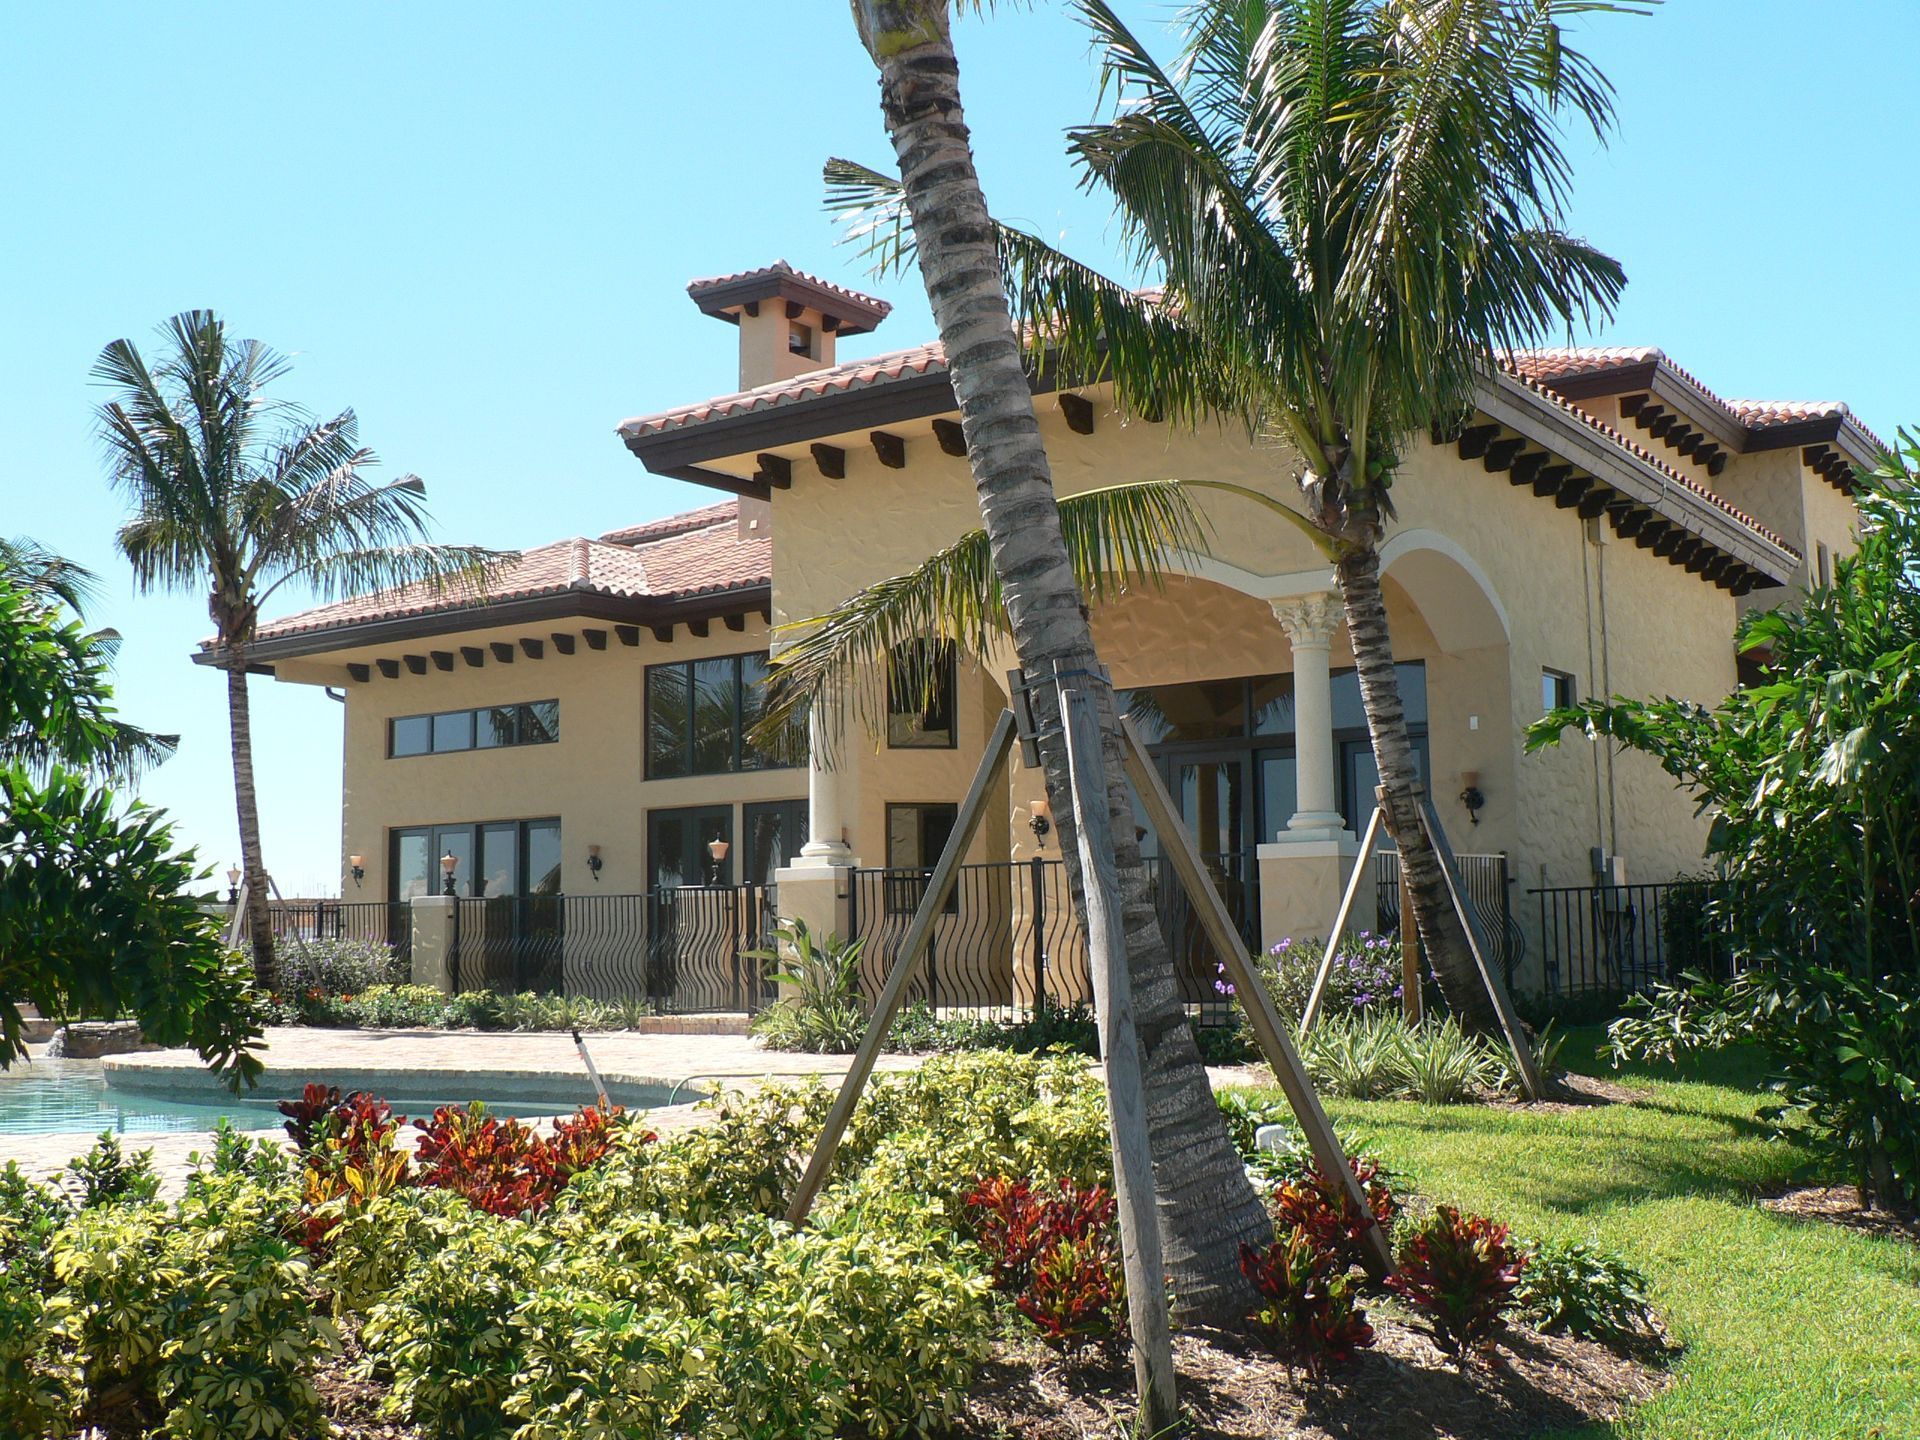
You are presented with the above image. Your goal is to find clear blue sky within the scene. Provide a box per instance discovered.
[4,2,1913,896]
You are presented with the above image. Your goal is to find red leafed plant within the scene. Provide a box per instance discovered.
[413,1102,625,1217]
[279,1084,411,1250]
[1268,1157,1399,1273]
[964,1175,1123,1348]
[1239,1226,1376,1380]
[1387,1205,1528,1358]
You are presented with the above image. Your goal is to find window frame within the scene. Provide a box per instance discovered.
[643,650,798,779]
[886,639,959,750]
[883,801,961,914]
[388,701,560,759]
[387,816,562,901]
[1542,668,1577,715]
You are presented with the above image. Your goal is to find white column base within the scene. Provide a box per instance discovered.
[1284,811,1350,842]
[793,839,856,868]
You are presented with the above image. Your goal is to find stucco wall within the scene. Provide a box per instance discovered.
[310,616,804,899]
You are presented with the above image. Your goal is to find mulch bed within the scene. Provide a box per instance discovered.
[1762,1184,1920,1247]
[954,1305,1670,1440]
[289,1304,1670,1440]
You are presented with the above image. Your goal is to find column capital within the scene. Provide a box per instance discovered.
[1268,592,1342,648]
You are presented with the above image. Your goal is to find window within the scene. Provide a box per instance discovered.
[887,640,957,749]
[1816,542,1832,589]
[648,806,734,889]
[1542,668,1576,714]
[645,651,800,778]
[388,818,561,900]
[884,802,959,914]
[388,701,559,758]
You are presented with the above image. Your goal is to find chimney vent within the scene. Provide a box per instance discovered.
[686,260,892,390]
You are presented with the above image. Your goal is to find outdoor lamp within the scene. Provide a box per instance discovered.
[1458,771,1486,826]
[349,854,365,888]
[1028,798,1052,848]
[226,865,241,904]
[441,851,459,896]
[587,844,603,881]
[706,836,730,884]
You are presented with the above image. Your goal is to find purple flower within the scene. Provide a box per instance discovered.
[1214,978,1237,996]
[1392,985,1404,998]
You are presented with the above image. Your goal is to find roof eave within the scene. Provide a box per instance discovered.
[203,583,772,667]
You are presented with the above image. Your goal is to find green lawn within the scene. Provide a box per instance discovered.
[1249,1033,1920,1438]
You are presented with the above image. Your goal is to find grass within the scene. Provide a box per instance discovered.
[1244,1030,1920,1438]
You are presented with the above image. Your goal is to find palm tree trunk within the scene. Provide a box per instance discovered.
[1334,544,1500,1034]
[852,0,1267,1320]
[224,648,276,988]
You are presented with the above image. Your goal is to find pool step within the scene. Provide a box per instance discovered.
[624,1014,749,1036]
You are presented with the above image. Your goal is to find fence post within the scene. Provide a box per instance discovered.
[409,896,458,993]
[1028,855,1047,1014]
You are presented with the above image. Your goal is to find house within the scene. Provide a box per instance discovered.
[227,260,1883,1006]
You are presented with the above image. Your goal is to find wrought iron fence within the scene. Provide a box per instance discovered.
[265,899,411,967]
[1374,851,1520,988]
[1531,879,1734,1000]
[847,853,1255,1025]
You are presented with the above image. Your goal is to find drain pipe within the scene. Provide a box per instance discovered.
[571,1029,612,1109]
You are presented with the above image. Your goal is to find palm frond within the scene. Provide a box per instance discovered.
[255,543,511,611]
[755,479,1210,753]
[0,537,100,616]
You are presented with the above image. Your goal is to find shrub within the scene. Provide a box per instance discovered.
[965,1176,1123,1348]
[1514,1238,1657,1345]
[58,1130,161,1209]
[413,1102,625,1217]
[1267,1157,1399,1273]
[271,934,405,998]
[885,998,1101,1057]
[748,918,870,1052]
[0,1274,72,1438]
[1238,1226,1375,1379]
[1393,1016,1500,1104]
[45,1176,333,1440]
[1259,932,1406,1020]
[1388,1206,1527,1358]
[1216,1088,1295,1157]
[1300,1009,1408,1099]
[0,1161,72,1290]
[1297,1012,1530,1102]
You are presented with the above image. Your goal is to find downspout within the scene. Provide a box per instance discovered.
[1595,525,1618,858]
[1580,530,1605,865]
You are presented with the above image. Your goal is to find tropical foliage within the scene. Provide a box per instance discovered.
[825,0,1639,1034]
[0,570,261,1079]
[746,918,871,1052]
[1532,449,1920,1208]
[93,311,501,981]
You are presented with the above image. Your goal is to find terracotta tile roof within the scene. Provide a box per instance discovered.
[1507,347,1888,458]
[1497,360,1799,559]
[249,502,766,644]
[685,259,890,317]
[618,340,948,440]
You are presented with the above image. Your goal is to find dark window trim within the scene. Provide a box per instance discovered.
[643,649,799,779]
[388,700,559,758]
[882,800,962,915]
[886,640,959,751]
[1542,667,1577,713]
[388,816,562,901]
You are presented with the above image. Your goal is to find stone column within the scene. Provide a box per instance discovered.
[1271,593,1345,838]
[409,896,458,993]
[796,711,856,866]
[1257,592,1373,948]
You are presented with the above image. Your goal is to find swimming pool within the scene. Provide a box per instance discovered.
[0,1058,681,1137]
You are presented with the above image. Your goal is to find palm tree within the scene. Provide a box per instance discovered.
[835,0,1634,1034]
[93,312,502,986]
[848,1,1272,1320]
[0,538,177,782]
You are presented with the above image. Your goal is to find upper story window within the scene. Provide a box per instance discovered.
[645,650,801,778]
[390,700,559,758]
[887,640,957,749]
[1542,668,1576,714]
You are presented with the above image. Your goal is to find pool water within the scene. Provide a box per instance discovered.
[0,1059,618,1137]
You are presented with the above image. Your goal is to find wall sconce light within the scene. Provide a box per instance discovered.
[1458,771,1486,826]
[440,851,459,896]
[349,854,365,888]
[1028,797,1052,848]
[226,864,241,904]
[587,844,603,882]
[707,836,730,885]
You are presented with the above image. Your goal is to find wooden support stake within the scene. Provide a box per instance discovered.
[1413,795,1545,1100]
[784,711,1018,1226]
[1299,804,1386,1033]
[1120,719,1393,1279]
[1060,682,1177,1433]
[1400,865,1424,1025]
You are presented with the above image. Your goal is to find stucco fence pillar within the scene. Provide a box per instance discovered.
[409,895,458,992]
[1258,593,1376,951]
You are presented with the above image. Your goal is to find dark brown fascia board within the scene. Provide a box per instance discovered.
[621,361,1062,478]
[1536,359,1660,403]
[687,272,891,336]
[1743,412,1886,473]
[1481,372,1796,586]
[195,584,773,667]
[1534,357,1751,455]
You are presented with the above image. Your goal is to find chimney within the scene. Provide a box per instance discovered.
[686,260,893,391]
